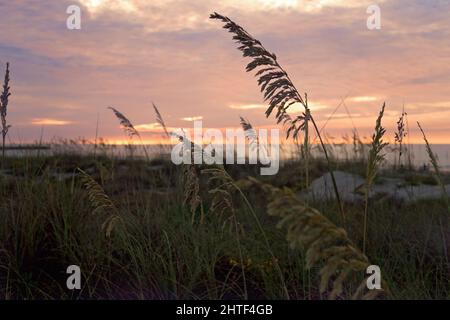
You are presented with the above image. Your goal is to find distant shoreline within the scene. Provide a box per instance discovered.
[4,145,51,150]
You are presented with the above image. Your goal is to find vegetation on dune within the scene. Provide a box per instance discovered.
[0,155,448,299]
[0,13,449,301]
[363,103,388,254]
[1,62,11,164]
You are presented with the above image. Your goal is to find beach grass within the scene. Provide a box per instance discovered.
[0,153,448,299]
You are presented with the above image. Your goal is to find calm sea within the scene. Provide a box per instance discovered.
[4,144,450,172]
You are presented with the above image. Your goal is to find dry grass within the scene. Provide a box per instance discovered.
[243,177,386,300]
[209,13,304,129]
[203,165,290,298]
[211,12,345,225]
[108,106,150,160]
[202,166,236,218]
[152,102,170,139]
[394,108,407,167]
[417,122,450,260]
[183,164,202,223]
[363,102,388,254]
[0,151,448,299]
[0,12,448,301]
[417,122,450,215]
[239,117,269,162]
[108,106,140,138]
[77,168,122,238]
[0,62,11,162]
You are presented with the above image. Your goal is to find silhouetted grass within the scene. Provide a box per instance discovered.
[0,152,448,299]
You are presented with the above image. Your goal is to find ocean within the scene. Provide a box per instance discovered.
[4,143,450,172]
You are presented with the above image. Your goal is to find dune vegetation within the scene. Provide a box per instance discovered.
[0,13,449,300]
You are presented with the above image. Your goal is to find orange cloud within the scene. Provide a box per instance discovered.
[349,96,379,102]
[134,123,161,131]
[31,119,74,126]
[2,1,449,144]
[78,0,137,15]
[181,116,203,121]
[229,104,266,110]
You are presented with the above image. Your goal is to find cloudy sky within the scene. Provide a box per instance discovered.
[0,0,449,144]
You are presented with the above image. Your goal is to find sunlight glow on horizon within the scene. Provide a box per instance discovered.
[31,119,74,126]
[229,104,266,110]
[349,96,379,102]
[78,0,137,15]
[93,132,450,146]
[229,102,329,112]
[181,116,204,122]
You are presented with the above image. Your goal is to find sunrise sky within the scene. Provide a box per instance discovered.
[0,0,449,144]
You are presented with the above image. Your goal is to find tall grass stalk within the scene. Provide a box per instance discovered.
[183,164,202,223]
[0,62,11,165]
[202,165,248,298]
[210,13,345,225]
[152,103,173,154]
[304,105,310,192]
[244,177,386,299]
[153,102,170,139]
[417,122,450,260]
[37,126,44,159]
[77,168,122,238]
[405,110,413,169]
[94,112,100,158]
[108,106,150,161]
[239,116,270,165]
[363,103,388,254]
[394,108,407,168]
[417,122,450,215]
[203,166,290,299]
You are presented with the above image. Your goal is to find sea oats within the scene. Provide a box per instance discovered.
[78,168,122,238]
[202,166,235,217]
[108,106,150,160]
[394,108,407,167]
[0,62,11,161]
[211,12,345,224]
[363,103,388,254]
[152,102,170,138]
[417,122,450,215]
[210,12,305,135]
[183,164,202,223]
[239,116,269,163]
[244,177,386,299]
[108,106,140,138]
